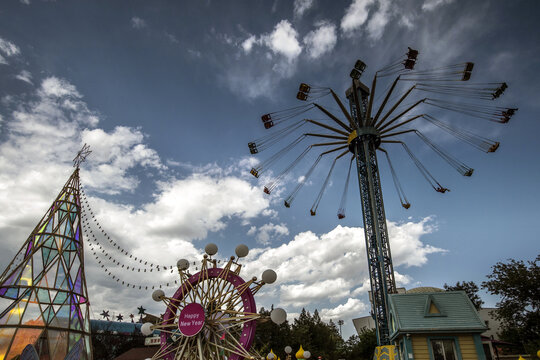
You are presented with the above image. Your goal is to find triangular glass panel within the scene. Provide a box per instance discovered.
[52,291,68,305]
[6,328,43,360]
[56,305,70,329]
[37,289,51,304]
[48,329,68,360]
[74,269,82,294]
[42,306,55,324]
[0,328,16,359]
[54,262,67,289]
[18,264,33,287]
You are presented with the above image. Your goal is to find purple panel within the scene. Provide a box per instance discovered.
[160,267,257,360]
[25,242,33,257]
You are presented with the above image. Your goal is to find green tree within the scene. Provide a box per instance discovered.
[253,306,292,357]
[482,254,540,356]
[443,281,484,310]
[343,328,377,360]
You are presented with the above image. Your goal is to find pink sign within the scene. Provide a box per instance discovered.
[178,303,205,337]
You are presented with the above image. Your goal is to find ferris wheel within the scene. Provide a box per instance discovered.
[142,243,287,360]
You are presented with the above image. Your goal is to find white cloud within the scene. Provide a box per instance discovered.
[265,20,302,61]
[251,222,289,245]
[0,38,20,57]
[241,35,258,54]
[320,298,367,322]
[0,75,278,317]
[294,0,315,18]
[165,32,179,44]
[422,0,454,12]
[242,220,445,309]
[341,0,374,34]
[39,76,81,98]
[304,21,337,59]
[131,16,147,29]
[366,0,391,40]
[0,37,20,65]
[15,70,32,84]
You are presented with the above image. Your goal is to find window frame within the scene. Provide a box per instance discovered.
[427,336,462,360]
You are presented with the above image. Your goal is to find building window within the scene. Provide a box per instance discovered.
[430,339,458,360]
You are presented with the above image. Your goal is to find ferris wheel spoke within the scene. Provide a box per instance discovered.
[153,341,177,359]
[162,298,181,315]
[173,336,190,359]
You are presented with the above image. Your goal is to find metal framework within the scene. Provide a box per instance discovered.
[147,246,281,360]
[0,149,93,359]
[248,49,516,345]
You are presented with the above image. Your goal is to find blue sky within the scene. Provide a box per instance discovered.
[0,0,539,340]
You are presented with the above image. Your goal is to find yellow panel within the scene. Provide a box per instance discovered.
[411,335,430,360]
[429,303,440,314]
[458,335,478,360]
[373,345,398,360]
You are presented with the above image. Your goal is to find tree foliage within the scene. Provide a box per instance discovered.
[482,254,540,356]
[443,281,484,309]
[254,307,376,360]
[343,328,377,360]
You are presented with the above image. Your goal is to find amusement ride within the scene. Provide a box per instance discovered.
[248,47,516,345]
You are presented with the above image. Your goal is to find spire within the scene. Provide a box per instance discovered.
[0,166,93,359]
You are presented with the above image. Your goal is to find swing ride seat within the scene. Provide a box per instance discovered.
[463,169,474,177]
[297,92,308,101]
[261,114,272,122]
[337,212,345,219]
[407,47,419,60]
[310,210,316,216]
[488,142,500,153]
[404,59,416,70]
[299,83,311,93]
[402,203,411,209]
[435,187,450,193]
[248,142,258,154]
[284,201,291,208]
[264,121,274,129]
[250,168,259,178]
[263,187,271,194]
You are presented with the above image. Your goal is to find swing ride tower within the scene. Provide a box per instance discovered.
[346,76,396,345]
[248,49,516,346]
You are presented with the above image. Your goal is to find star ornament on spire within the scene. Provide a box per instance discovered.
[137,306,146,315]
[116,314,124,321]
[73,143,92,168]
[100,310,110,320]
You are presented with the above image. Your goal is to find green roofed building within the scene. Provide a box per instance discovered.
[388,291,488,360]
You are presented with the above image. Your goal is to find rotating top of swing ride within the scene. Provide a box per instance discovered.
[140,243,287,360]
[248,47,517,217]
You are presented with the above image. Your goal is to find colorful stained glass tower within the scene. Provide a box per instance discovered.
[0,164,93,360]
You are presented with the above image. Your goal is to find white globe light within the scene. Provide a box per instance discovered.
[141,322,153,336]
[270,308,287,325]
[235,244,249,258]
[285,346,292,354]
[152,289,165,302]
[261,269,277,284]
[304,350,311,359]
[205,243,218,256]
[267,353,275,359]
[177,259,189,270]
